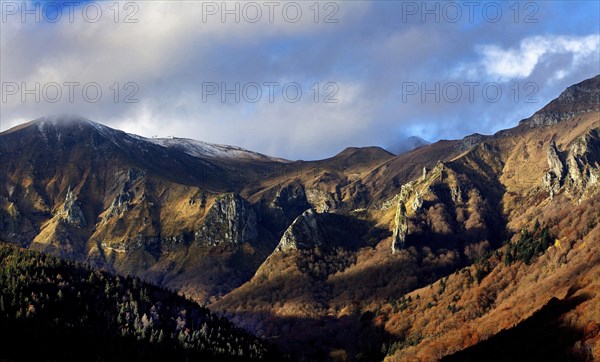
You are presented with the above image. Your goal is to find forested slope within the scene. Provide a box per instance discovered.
[0,244,281,361]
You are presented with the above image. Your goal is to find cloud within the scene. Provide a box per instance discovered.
[475,35,599,81]
[1,1,599,159]
[110,79,373,160]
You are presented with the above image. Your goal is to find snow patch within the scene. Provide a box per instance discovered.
[32,115,288,162]
[144,137,289,162]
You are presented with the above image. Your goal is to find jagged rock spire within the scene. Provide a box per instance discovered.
[60,186,86,227]
[392,202,408,254]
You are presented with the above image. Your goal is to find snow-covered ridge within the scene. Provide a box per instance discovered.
[30,115,288,163]
[36,115,116,137]
[144,136,289,163]
[35,115,120,144]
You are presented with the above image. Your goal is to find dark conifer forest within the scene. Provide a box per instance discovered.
[0,244,281,361]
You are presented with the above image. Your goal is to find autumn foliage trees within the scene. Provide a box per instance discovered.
[504,221,553,265]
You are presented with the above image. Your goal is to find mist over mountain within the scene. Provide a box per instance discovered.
[1,75,599,360]
[386,136,432,156]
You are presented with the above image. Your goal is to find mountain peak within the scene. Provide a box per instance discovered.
[335,146,395,159]
[36,114,93,124]
[455,133,489,152]
[521,74,600,128]
[544,74,600,112]
[386,136,431,155]
[0,114,125,146]
[2,115,289,164]
[29,114,107,131]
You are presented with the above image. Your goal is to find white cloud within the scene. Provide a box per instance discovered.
[102,79,373,160]
[476,35,599,81]
[1,1,599,159]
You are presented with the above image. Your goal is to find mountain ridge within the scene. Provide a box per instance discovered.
[4,114,289,164]
[1,74,599,360]
[7,72,597,165]
[386,136,431,156]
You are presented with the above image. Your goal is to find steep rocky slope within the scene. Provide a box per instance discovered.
[0,115,396,303]
[0,75,598,360]
[212,75,600,359]
[0,116,284,301]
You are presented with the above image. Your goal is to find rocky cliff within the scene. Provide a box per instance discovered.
[391,201,408,253]
[522,75,600,128]
[195,193,258,246]
[59,187,86,227]
[276,208,323,251]
[565,129,600,195]
[542,129,600,199]
[542,141,565,197]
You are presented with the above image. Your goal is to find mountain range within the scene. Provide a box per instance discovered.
[1,75,599,361]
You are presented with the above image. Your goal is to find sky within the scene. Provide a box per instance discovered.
[1,0,599,160]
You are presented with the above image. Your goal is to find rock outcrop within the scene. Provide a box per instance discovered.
[195,193,258,246]
[391,202,408,253]
[450,184,463,203]
[305,187,336,213]
[542,141,565,197]
[103,191,132,222]
[59,187,86,227]
[412,191,423,213]
[276,209,323,251]
[547,141,565,179]
[565,129,600,194]
[456,133,488,153]
[523,76,600,128]
[528,111,588,128]
[542,130,600,198]
[102,169,146,222]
